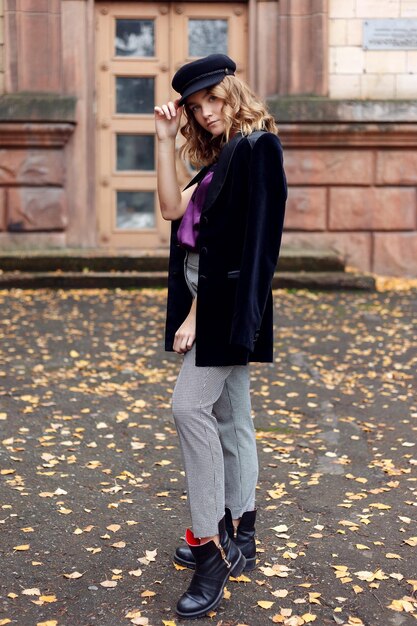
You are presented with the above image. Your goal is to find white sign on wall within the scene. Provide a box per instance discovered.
[363,19,417,50]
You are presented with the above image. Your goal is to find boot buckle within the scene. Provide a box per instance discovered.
[218,545,231,569]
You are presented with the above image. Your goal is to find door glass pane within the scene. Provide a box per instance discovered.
[116,191,155,229]
[115,19,155,57]
[117,134,154,171]
[116,77,154,114]
[188,19,228,56]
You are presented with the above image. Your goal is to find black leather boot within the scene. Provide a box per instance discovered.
[225,508,257,571]
[176,519,246,619]
[174,508,257,571]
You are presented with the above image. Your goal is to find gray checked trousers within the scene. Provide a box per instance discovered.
[171,252,258,537]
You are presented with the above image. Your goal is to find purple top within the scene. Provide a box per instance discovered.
[177,168,215,252]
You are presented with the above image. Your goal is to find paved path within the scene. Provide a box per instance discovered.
[0,288,416,626]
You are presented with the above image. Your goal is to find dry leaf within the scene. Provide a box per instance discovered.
[129,568,143,577]
[100,580,117,588]
[257,600,274,609]
[63,571,84,579]
[22,588,41,596]
[13,544,30,551]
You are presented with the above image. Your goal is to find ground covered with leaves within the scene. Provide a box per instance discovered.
[0,287,416,626]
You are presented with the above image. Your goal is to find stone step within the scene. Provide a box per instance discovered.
[0,247,345,273]
[0,270,375,290]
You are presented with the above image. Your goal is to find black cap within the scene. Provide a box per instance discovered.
[172,54,236,106]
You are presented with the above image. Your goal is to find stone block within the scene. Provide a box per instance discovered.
[329,187,416,231]
[407,51,417,73]
[284,188,327,230]
[356,0,400,18]
[0,150,64,185]
[377,151,417,184]
[284,150,373,185]
[401,1,417,17]
[329,19,347,46]
[396,74,417,98]
[347,19,362,45]
[365,50,406,74]
[361,74,396,99]
[17,0,48,10]
[330,46,364,74]
[374,232,417,276]
[7,188,67,231]
[329,0,356,18]
[329,74,361,98]
[282,231,372,271]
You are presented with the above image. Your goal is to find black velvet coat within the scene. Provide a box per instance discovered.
[165,130,287,366]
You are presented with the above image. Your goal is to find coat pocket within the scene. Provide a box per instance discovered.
[227,270,240,279]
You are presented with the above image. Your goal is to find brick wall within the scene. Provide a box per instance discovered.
[329,0,417,98]
[269,99,417,278]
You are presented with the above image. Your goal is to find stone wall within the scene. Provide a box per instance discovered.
[329,0,417,98]
[0,95,76,250]
[0,0,4,94]
[269,98,417,278]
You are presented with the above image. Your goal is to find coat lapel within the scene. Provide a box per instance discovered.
[202,133,244,213]
[182,165,211,191]
[182,133,245,207]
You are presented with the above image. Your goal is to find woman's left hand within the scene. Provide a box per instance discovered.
[173,305,196,354]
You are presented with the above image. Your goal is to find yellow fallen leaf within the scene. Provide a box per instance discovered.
[140,590,156,598]
[385,553,402,559]
[22,588,41,595]
[0,620,12,625]
[173,562,187,571]
[63,571,84,579]
[162,621,177,626]
[302,614,317,623]
[271,616,285,623]
[111,541,126,549]
[272,589,288,598]
[271,524,289,533]
[145,549,157,561]
[107,524,121,532]
[352,585,364,594]
[369,502,391,510]
[404,537,417,547]
[57,508,72,515]
[100,580,117,588]
[230,574,251,582]
[407,579,417,592]
[308,592,321,604]
[387,598,415,612]
[257,600,274,609]
[129,568,143,577]
[125,609,142,619]
[37,622,58,626]
[39,595,57,603]
[356,544,370,550]
[223,587,231,599]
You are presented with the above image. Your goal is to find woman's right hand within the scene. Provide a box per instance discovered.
[154,99,183,141]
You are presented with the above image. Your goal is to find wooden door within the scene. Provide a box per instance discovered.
[96,2,247,249]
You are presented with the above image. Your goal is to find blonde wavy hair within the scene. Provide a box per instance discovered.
[180,75,278,168]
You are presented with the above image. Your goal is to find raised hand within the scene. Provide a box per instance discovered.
[154,99,183,141]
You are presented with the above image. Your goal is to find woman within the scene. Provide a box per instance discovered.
[154,54,287,619]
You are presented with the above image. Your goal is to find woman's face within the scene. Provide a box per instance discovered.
[186,89,225,137]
